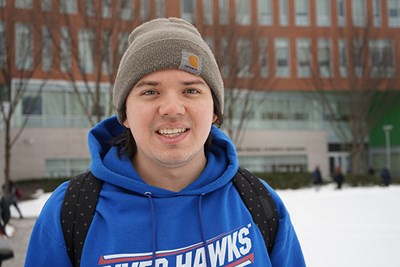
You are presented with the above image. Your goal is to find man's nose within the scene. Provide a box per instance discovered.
[159,94,185,116]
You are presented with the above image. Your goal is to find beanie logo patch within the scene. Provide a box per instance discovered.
[179,51,202,75]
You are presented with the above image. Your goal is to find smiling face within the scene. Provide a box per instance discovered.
[123,69,217,174]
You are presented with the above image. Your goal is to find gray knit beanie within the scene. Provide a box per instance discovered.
[113,17,224,124]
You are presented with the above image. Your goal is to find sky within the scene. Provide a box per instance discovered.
[11,184,400,267]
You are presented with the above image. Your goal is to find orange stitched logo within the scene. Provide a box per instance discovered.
[188,54,199,69]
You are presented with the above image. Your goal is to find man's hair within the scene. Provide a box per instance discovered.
[111,91,224,159]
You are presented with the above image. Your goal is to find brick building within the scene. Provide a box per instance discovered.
[1,0,399,181]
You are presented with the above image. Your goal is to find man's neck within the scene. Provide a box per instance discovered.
[132,155,207,192]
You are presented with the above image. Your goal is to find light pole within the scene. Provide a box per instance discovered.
[383,125,393,170]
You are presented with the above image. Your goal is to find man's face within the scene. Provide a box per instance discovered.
[123,69,217,170]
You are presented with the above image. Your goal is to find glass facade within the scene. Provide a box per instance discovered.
[239,155,308,173]
[14,82,111,128]
[45,158,90,178]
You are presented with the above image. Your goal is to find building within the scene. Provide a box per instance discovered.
[1,0,399,182]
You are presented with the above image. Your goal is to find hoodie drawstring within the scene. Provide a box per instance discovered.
[145,192,211,267]
[145,192,157,267]
[198,194,211,267]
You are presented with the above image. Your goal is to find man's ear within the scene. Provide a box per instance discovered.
[212,114,218,123]
[123,119,130,128]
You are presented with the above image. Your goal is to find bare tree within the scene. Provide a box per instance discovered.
[307,20,400,174]
[197,22,277,147]
[0,6,45,190]
[42,1,136,126]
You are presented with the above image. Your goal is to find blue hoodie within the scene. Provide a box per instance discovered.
[25,116,306,267]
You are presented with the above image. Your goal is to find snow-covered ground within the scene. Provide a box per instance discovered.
[11,184,400,267]
[279,184,400,267]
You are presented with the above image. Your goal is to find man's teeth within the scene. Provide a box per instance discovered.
[158,128,187,135]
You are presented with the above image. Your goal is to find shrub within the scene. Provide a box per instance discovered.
[254,172,313,189]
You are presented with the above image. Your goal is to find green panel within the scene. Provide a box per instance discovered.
[369,93,400,147]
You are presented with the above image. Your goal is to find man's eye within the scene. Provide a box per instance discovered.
[142,90,158,95]
[185,88,199,94]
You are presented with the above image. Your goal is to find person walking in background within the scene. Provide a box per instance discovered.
[25,17,305,266]
[333,166,345,189]
[312,166,323,191]
[7,181,23,219]
[0,190,13,266]
[380,167,392,186]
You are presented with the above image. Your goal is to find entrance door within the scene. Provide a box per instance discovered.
[328,152,350,175]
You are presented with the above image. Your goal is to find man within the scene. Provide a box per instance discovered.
[25,18,305,266]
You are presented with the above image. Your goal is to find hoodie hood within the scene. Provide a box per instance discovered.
[88,116,239,197]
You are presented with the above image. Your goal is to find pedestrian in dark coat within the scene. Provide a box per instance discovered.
[380,167,392,186]
[8,181,23,219]
[312,166,323,191]
[333,166,345,189]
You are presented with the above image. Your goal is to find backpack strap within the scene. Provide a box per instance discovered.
[61,172,103,267]
[232,167,279,254]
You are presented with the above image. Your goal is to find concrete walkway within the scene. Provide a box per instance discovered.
[3,217,36,267]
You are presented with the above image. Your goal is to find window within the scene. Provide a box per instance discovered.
[118,32,129,59]
[236,38,252,78]
[78,29,94,74]
[22,93,42,115]
[181,0,195,23]
[388,0,400,27]
[373,0,382,26]
[15,23,33,70]
[45,91,66,119]
[235,0,251,25]
[140,0,149,21]
[259,38,268,78]
[262,98,289,120]
[220,37,230,77]
[102,31,112,75]
[0,0,5,7]
[295,0,309,26]
[219,0,229,24]
[318,39,332,77]
[0,23,6,69]
[290,100,309,121]
[275,39,290,77]
[119,0,133,20]
[60,27,71,72]
[317,0,331,26]
[204,37,214,51]
[42,26,52,72]
[41,0,52,11]
[337,0,346,26]
[352,0,366,26]
[85,0,94,16]
[60,0,77,14]
[155,0,165,18]
[15,0,32,9]
[203,0,213,25]
[15,87,111,128]
[353,39,364,77]
[258,0,272,25]
[279,0,288,25]
[369,40,394,77]
[102,0,112,18]
[45,159,90,178]
[338,39,348,77]
[296,38,311,78]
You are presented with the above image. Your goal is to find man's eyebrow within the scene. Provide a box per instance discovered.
[134,80,159,88]
[182,79,207,86]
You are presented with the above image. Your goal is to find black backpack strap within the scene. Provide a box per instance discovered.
[61,172,103,267]
[232,167,279,254]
